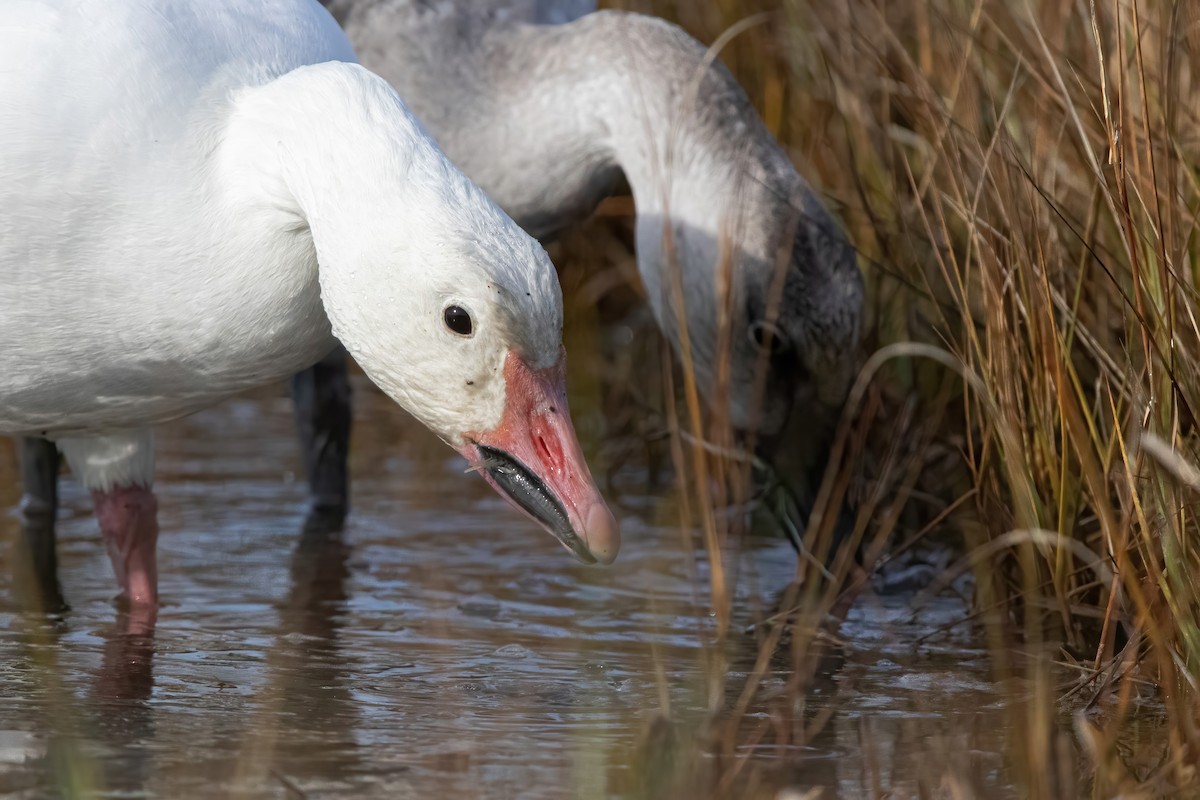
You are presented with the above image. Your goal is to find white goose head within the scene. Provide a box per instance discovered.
[226,61,618,563]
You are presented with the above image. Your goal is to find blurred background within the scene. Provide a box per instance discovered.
[3,0,1199,797]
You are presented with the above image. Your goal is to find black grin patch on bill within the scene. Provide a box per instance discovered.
[476,444,595,564]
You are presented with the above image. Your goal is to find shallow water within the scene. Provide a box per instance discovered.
[0,368,1100,798]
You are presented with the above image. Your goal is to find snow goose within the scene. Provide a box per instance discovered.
[16,0,863,560]
[1,0,618,607]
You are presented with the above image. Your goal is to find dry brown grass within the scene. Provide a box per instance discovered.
[584,0,1200,796]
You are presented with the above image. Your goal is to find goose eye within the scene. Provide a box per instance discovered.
[749,321,789,355]
[443,305,474,337]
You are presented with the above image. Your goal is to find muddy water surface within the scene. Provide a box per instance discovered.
[0,369,1021,798]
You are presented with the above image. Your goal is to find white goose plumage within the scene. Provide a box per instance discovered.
[0,0,618,607]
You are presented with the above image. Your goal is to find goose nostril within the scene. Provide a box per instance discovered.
[535,428,564,475]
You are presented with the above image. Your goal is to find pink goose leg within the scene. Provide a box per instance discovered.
[92,485,159,607]
[58,430,160,608]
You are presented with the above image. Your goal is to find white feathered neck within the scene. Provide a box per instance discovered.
[220,62,564,444]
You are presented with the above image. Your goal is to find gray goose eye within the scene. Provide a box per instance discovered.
[443,304,473,336]
[749,321,789,355]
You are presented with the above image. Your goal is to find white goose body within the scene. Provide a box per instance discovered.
[1,0,618,607]
[1,1,355,436]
